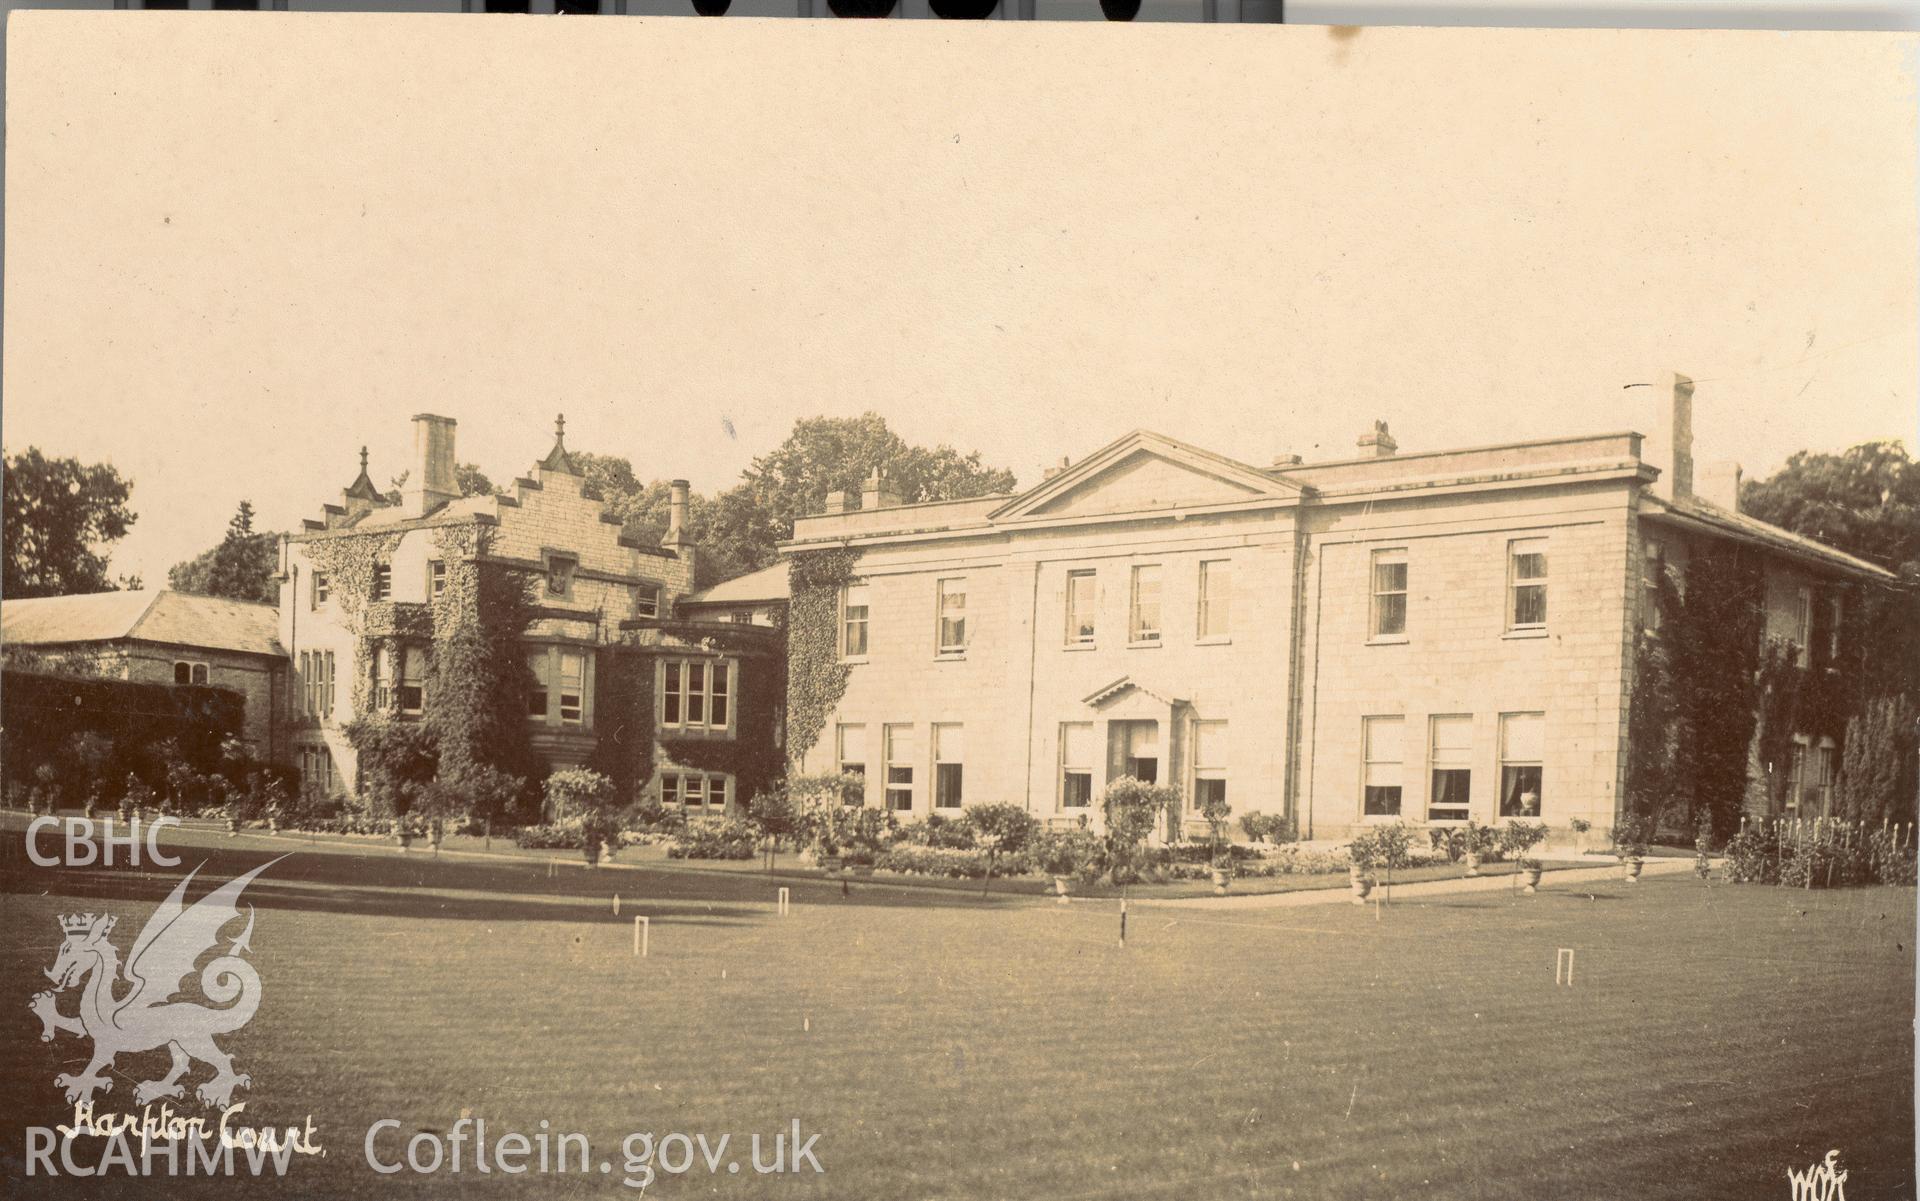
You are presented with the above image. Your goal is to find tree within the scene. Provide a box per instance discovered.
[566,418,1015,588]
[1835,694,1920,826]
[1742,441,1920,705]
[964,802,1038,896]
[1099,778,1176,887]
[168,500,279,604]
[3,447,137,598]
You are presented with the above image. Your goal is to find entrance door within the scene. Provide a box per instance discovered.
[1108,720,1160,784]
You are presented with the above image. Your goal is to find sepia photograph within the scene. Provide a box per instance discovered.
[1,11,1915,1199]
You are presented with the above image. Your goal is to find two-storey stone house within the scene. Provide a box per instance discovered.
[280,414,783,815]
[782,374,1895,837]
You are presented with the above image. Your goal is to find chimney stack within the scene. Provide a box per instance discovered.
[665,479,695,581]
[404,414,459,517]
[822,490,847,515]
[1640,371,1695,501]
[1042,455,1071,481]
[667,479,690,543]
[1357,420,1397,458]
[860,469,899,510]
[1697,459,1743,513]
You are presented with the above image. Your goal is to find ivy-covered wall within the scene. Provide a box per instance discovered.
[590,623,788,812]
[785,547,857,763]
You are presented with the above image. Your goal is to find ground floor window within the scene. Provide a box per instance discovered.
[299,744,333,797]
[1362,715,1403,817]
[1801,741,1832,815]
[933,723,964,809]
[1192,720,1227,811]
[837,723,866,806]
[398,646,427,716]
[1428,715,1472,822]
[1060,722,1093,809]
[1498,712,1544,817]
[884,724,914,812]
[662,770,732,814]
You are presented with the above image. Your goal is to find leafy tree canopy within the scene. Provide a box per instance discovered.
[3,447,137,598]
[576,414,1017,587]
[1742,440,1920,580]
[168,500,279,605]
[385,462,499,504]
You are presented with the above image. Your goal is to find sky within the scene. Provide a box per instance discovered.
[3,17,1916,585]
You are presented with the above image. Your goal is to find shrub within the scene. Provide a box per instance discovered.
[515,821,587,850]
[1723,825,1781,883]
[966,803,1039,892]
[894,814,977,850]
[870,845,1040,879]
[666,820,758,860]
[1033,830,1106,881]
[545,768,622,865]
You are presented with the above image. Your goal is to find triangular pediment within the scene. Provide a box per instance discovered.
[1082,676,1186,711]
[992,431,1301,524]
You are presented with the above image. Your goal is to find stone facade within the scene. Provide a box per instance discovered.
[785,381,1895,839]
[279,415,778,816]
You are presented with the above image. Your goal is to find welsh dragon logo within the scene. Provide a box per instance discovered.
[29,857,283,1109]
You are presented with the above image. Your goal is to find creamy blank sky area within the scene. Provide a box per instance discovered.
[4,18,1915,583]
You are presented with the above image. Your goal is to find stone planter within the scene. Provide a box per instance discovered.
[1052,875,1071,898]
[1620,855,1644,882]
[1463,851,1483,878]
[226,815,239,837]
[1521,866,1543,894]
[1210,867,1231,896]
[1350,867,1374,904]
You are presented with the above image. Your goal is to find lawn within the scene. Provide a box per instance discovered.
[2,824,1912,1200]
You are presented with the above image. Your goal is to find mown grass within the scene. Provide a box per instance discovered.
[2,827,1911,1201]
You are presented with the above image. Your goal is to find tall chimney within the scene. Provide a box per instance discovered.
[665,479,695,582]
[822,490,847,515]
[667,479,690,543]
[1641,372,1695,501]
[404,414,459,517]
[1356,420,1397,458]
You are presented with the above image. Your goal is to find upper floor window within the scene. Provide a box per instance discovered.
[634,583,661,619]
[371,563,392,603]
[1370,548,1407,639]
[1129,564,1162,645]
[398,646,427,715]
[299,650,336,718]
[1507,539,1547,630]
[1362,716,1403,817]
[312,572,330,608]
[1065,569,1096,647]
[372,646,395,711]
[841,583,871,659]
[1428,715,1473,822]
[429,560,447,599]
[661,658,733,732]
[1792,586,1813,668]
[933,723,964,809]
[173,661,209,686]
[1498,712,1544,818]
[558,651,585,724]
[1641,538,1664,633]
[547,554,578,600]
[1197,560,1230,640]
[937,578,968,656]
